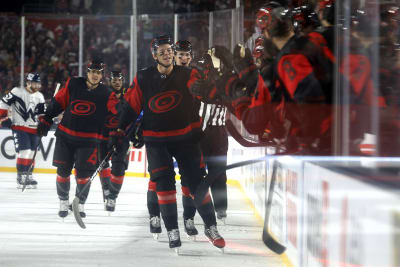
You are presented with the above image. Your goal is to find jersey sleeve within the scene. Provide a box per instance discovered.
[119,76,143,130]
[44,78,71,119]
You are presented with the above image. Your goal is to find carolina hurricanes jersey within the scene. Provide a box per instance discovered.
[44,77,116,145]
[0,87,45,134]
[120,65,202,143]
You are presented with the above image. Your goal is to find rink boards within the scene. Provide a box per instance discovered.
[1,129,400,267]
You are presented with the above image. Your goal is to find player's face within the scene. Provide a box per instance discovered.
[27,81,41,92]
[174,51,192,66]
[87,69,103,85]
[111,77,123,91]
[154,44,174,66]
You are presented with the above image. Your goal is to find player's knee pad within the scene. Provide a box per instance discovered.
[75,169,93,179]
[100,168,111,178]
[155,175,176,192]
[148,180,157,192]
[111,162,126,177]
[57,166,72,178]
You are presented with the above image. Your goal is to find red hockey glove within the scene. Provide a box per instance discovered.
[37,115,52,137]
[110,129,126,152]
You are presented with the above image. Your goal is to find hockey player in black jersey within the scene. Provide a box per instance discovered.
[98,70,130,213]
[145,39,200,240]
[112,35,225,252]
[37,58,118,219]
[0,73,45,189]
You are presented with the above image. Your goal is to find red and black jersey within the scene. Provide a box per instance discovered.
[120,65,202,143]
[44,77,116,145]
[102,88,127,140]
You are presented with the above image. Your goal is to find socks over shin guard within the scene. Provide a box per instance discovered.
[157,190,178,231]
[56,175,71,200]
[99,168,111,191]
[76,177,90,204]
[194,191,217,228]
[147,180,160,216]
[109,174,124,199]
[181,186,196,219]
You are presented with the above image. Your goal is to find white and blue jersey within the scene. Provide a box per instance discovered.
[0,87,45,134]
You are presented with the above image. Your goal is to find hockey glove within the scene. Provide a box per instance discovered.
[110,129,126,152]
[34,103,46,115]
[0,117,11,128]
[189,78,217,101]
[37,115,52,137]
[131,130,144,149]
[213,46,234,73]
[233,44,259,97]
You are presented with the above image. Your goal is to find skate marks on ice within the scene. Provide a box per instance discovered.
[0,173,283,267]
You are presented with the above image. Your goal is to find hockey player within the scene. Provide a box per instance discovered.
[98,70,130,212]
[146,39,199,240]
[36,57,117,219]
[0,73,45,188]
[193,2,333,155]
[112,35,225,251]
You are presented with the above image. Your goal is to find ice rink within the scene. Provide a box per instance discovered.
[0,172,284,267]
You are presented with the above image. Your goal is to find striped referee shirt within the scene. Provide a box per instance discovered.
[199,102,227,131]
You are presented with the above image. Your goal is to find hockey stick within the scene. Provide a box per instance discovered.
[262,160,286,254]
[72,111,143,229]
[225,118,274,147]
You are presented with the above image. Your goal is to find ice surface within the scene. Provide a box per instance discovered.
[0,173,283,267]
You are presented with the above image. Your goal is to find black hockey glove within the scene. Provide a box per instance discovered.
[37,115,52,137]
[34,103,46,115]
[110,129,126,152]
[233,44,259,97]
[213,45,234,72]
[0,118,11,128]
[131,129,144,149]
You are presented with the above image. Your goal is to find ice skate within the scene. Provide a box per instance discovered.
[59,199,69,220]
[16,174,26,190]
[205,225,225,252]
[149,216,161,240]
[183,218,198,241]
[26,173,37,189]
[105,198,116,215]
[167,228,181,254]
[216,210,227,225]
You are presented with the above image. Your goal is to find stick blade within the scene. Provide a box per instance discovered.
[72,197,86,229]
[262,230,286,254]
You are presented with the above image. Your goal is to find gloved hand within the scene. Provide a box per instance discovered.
[34,103,46,115]
[189,78,216,100]
[131,129,144,148]
[110,129,126,152]
[37,115,52,137]
[233,44,259,96]
[0,117,12,128]
[213,45,234,72]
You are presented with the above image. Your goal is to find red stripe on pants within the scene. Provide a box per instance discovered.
[157,190,176,205]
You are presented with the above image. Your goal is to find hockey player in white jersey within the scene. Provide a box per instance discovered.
[0,73,46,189]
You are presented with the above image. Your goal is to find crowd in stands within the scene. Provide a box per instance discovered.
[0,0,262,100]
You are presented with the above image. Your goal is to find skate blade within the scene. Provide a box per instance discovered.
[152,233,160,240]
[171,247,180,255]
[186,234,196,241]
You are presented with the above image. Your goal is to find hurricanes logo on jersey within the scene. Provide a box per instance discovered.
[105,115,119,129]
[70,100,96,116]
[148,90,183,113]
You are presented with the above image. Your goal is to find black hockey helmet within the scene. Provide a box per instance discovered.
[292,4,320,33]
[87,57,105,72]
[110,70,124,80]
[256,2,292,38]
[175,40,192,55]
[150,35,174,55]
[26,73,41,83]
